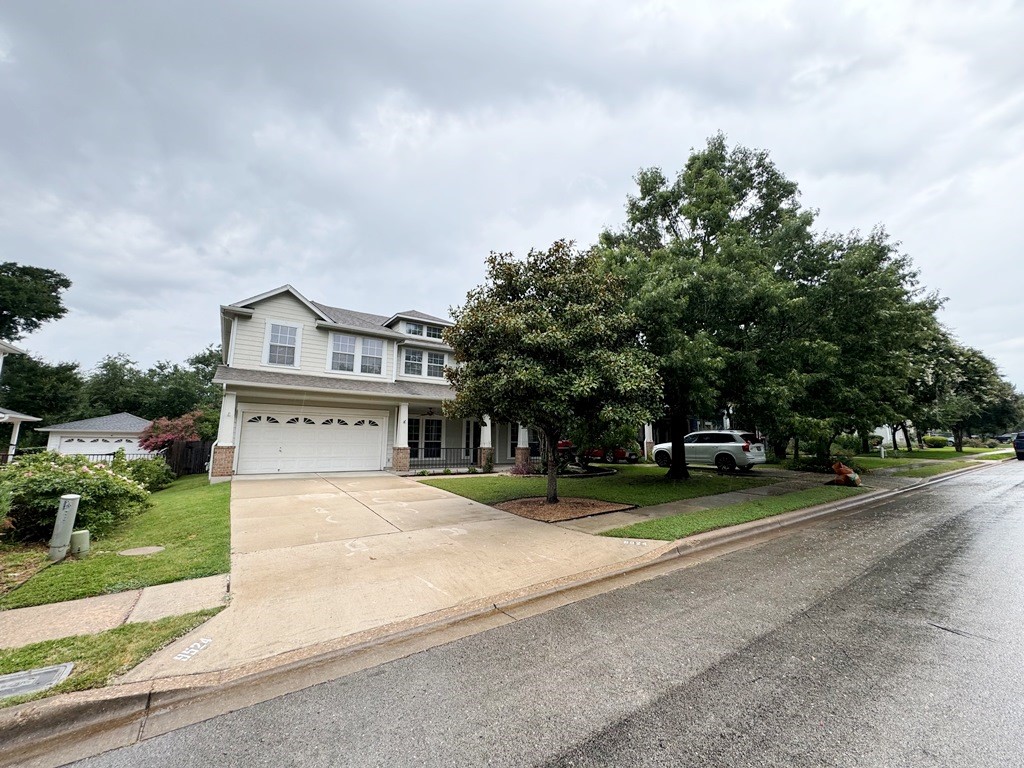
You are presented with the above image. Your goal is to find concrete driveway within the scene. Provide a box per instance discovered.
[121,473,665,682]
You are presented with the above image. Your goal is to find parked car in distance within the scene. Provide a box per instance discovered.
[585,446,640,464]
[652,430,766,472]
[556,441,640,464]
[1013,432,1024,461]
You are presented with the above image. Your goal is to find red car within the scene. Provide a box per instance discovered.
[557,441,639,464]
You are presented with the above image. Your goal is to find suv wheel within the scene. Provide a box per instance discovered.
[715,454,737,472]
[655,451,671,467]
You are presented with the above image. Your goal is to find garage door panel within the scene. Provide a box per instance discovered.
[237,408,387,474]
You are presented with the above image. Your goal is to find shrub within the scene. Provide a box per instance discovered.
[833,434,862,452]
[923,435,948,448]
[467,465,479,474]
[0,452,150,541]
[509,463,533,476]
[126,456,176,491]
[442,467,453,475]
[963,437,985,448]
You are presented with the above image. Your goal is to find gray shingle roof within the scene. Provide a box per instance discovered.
[36,412,152,433]
[310,302,406,339]
[213,366,454,401]
[392,310,451,325]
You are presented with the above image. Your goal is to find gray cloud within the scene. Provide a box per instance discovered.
[1,0,1022,389]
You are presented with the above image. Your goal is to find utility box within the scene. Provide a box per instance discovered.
[69,529,90,556]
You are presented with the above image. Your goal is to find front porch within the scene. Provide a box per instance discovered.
[392,405,540,473]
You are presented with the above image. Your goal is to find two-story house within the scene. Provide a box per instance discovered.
[210,285,538,479]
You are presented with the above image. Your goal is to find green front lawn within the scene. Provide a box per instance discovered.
[420,464,773,507]
[0,608,222,707]
[852,456,934,471]
[0,475,230,610]
[858,446,993,461]
[601,486,864,541]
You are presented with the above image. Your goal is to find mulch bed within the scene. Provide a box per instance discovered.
[495,497,635,523]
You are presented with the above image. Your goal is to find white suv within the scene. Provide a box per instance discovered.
[652,430,766,472]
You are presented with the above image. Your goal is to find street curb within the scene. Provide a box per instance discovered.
[0,459,1002,767]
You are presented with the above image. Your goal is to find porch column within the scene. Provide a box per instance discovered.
[217,391,237,446]
[478,414,493,469]
[210,391,238,480]
[515,423,531,469]
[644,423,654,460]
[7,420,21,457]
[392,402,410,472]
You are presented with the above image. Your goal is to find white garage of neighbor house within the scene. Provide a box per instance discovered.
[35,413,155,457]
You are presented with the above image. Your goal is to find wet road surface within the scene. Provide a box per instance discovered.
[76,462,1024,767]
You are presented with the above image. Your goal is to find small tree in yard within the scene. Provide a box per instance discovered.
[445,240,662,504]
[139,408,218,451]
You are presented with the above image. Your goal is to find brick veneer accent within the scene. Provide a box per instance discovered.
[478,447,494,469]
[392,446,410,472]
[210,445,235,478]
[514,446,531,469]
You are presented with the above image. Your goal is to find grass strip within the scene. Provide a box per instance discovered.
[0,475,230,610]
[600,486,864,541]
[421,464,772,507]
[0,607,222,707]
[892,461,975,478]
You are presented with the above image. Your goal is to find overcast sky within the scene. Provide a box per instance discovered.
[1,1,1022,388]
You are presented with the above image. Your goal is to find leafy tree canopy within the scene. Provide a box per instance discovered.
[0,262,71,342]
[445,240,662,502]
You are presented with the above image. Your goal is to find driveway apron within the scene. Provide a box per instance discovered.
[120,473,658,681]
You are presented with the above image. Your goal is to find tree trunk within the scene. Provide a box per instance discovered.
[891,425,899,451]
[952,426,963,452]
[793,437,800,460]
[901,423,913,452]
[665,406,690,480]
[860,433,870,454]
[772,437,789,461]
[544,429,559,503]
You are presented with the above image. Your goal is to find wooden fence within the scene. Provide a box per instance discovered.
[163,440,214,476]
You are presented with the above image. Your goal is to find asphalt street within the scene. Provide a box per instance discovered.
[75,462,1024,767]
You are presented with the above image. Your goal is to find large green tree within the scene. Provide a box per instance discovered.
[0,262,71,342]
[600,134,815,477]
[445,240,662,503]
[0,354,85,447]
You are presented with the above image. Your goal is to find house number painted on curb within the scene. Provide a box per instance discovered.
[174,638,213,661]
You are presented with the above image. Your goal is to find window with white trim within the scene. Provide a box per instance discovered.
[361,338,383,374]
[330,334,356,372]
[328,333,386,376]
[404,349,423,375]
[427,351,445,378]
[426,325,444,339]
[266,323,299,367]
[406,322,424,336]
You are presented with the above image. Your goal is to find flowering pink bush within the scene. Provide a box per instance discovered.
[1,452,149,541]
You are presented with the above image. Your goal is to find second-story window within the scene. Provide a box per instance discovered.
[427,351,445,377]
[404,349,423,375]
[267,323,299,367]
[331,334,356,372]
[426,325,444,339]
[329,333,385,375]
[361,338,383,374]
[406,322,424,336]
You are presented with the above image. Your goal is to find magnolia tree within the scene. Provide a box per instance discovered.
[444,240,662,503]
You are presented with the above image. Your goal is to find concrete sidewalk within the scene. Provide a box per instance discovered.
[0,575,229,649]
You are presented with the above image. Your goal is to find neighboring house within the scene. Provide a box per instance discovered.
[0,340,41,462]
[35,413,154,456]
[211,285,539,479]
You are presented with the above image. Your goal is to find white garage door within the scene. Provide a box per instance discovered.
[236,408,388,474]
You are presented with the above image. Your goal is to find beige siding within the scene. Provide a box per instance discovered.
[230,294,395,381]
